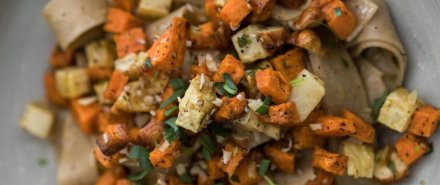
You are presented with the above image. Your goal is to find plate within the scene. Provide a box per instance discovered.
[0,0,438,184]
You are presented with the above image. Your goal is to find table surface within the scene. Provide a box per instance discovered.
[0,0,439,184]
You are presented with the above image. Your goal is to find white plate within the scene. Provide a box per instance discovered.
[0,0,438,184]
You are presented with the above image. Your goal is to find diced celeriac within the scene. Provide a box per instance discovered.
[374,147,408,182]
[20,103,55,139]
[176,75,216,133]
[112,74,169,113]
[55,67,90,98]
[232,109,280,140]
[261,124,281,140]
[232,25,284,63]
[137,0,172,20]
[342,141,374,178]
[93,81,113,104]
[114,52,144,79]
[378,88,419,132]
[289,69,325,122]
[85,39,115,68]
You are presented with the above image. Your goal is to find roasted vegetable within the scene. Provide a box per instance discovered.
[70,98,101,134]
[149,140,182,169]
[219,143,245,177]
[104,8,142,34]
[255,69,292,104]
[342,141,374,178]
[85,39,115,68]
[312,147,348,175]
[55,67,91,98]
[113,27,147,58]
[136,0,172,19]
[219,0,252,30]
[20,103,55,139]
[97,124,130,156]
[394,134,430,166]
[408,105,440,138]
[269,48,306,81]
[311,116,356,137]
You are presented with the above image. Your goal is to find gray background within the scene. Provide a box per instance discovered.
[0,0,438,184]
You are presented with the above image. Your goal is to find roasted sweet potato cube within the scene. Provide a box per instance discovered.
[104,8,142,34]
[394,134,430,166]
[291,125,325,150]
[255,69,292,103]
[113,28,147,58]
[408,105,440,138]
[229,154,261,185]
[97,111,134,133]
[49,46,74,68]
[219,144,245,177]
[189,21,231,50]
[213,54,245,85]
[94,146,121,169]
[137,119,164,148]
[103,70,129,101]
[259,102,300,126]
[44,71,68,107]
[306,169,335,185]
[149,140,181,169]
[312,147,348,175]
[191,64,214,78]
[97,124,130,156]
[214,92,247,122]
[70,98,102,134]
[207,155,225,180]
[342,109,375,143]
[147,17,188,73]
[219,0,252,30]
[87,67,113,82]
[269,48,306,81]
[264,142,295,173]
[311,116,356,137]
[321,0,356,40]
[248,0,276,23]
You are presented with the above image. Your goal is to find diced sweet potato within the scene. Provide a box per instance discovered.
[189,21,231,50]
[97,111,134,133]
[104,70,129,101]
[248,0,276,23]
[342,109,375,144]
[311,116,356,137]
[293,7,323,30]
[104,8,142,34]
[87,67,113,81]
[312,147,348,175]
[394,134,430,166]
[230,154,261,185]
[219,144,245,177]
[113,0,137,11]
[255,69,292,103]
[219,0,252,30]
[95,171,117,185]
[70,98,102,134]
[113,28,147,58]
[149,140,181,169]
[269,48,306,81]
[259,102,300,126]
[49,46,74,68]
[214,92,247,122]
[321,0,356,40]
[128,127,140,144]
[204,0,219,21]
[44,71,68,107]
[408,105,440,138]
[264,142,295,173]
[207,155,225,180]
[291,125,325,150]
[147,17,188,73]
[94,145,121,169]
[97,124,130,156]
[306,169,335,185]
[191,64,214,79]
[212,54,245,85]
[137,119,164,149]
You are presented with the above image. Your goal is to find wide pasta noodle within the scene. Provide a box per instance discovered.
[42,0,107,50]
[348,0,407,90]
[56,114,98,185]
[309,47,371,121]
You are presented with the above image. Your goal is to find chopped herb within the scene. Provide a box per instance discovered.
[202,147,212,160]
[127,170,149,181]
[231,175,240,183]
[387,160,397,175]
[263,175,277,185]
[334,7,342,17]
[233,147,239,156]
[200,134,216,153]
[164,105,178,117]
[170,78,187,90]
[259,159,271,176]
[128,145,154,171]
[214,82,234,97]
[128,145,141,159]
[159,88,186,109]
[144,58,152,69]
[290,77,305,87]
[341,58,349,68]
[210,124,232,137]
[255,96,272,114]
[164,124,182,142]
[371,90,390,120]
[38,158,47,167]
[237,34,251,48]
[179,173,192,184]
[392,55,399,68]
[153,71,160,80]
[223,73,238,95]
[164,117,178,131]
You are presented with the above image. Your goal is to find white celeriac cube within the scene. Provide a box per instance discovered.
[20,103,55,139]
[55,67,90,98]
[343,141,375,178]
[137,0,172,19]
[85,39,115,68]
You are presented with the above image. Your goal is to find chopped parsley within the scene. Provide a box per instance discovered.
[159,88,186,109]
[237,34,251,48]
[259,159,277,185]
[290,77,305,87]
[163,123,182,142]
[334,7,342,17]
[164,105,178,117]
[126,145,154,183]
[223,73,238,95]
[170,78,187,90]
[387,160,397,175]
[255,96,272,114]
[200,133,216,160]
[127,170,149,181]
[164,117,178,131]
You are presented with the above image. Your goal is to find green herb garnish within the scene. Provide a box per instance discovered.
[202,147,212,160]
[200,134,216,153]
[127,170,149,181]
[387,160,397,175]
[164,124,182,142]
[159,88,186,109]
[128,145,154,171]
[259,159,271,176]
[38,158,47,167]
[164,117,178,131]
[164,105,178,117]
[214,82,234,97]
[170,78,187,90]
[223,73,238,95]
[255,96,272,114]
[334,7,342,17]
[144,58,152,69]
[263,175,277,185]
[238,34,251,48]
[290,77,305,87]
[210,123,232,137]
[179,173,192,184]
